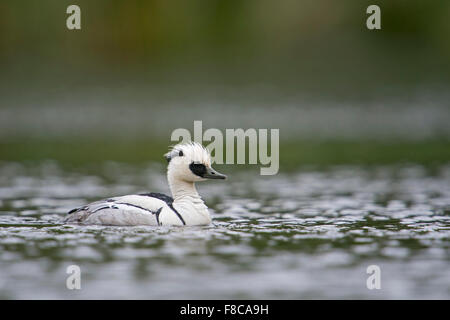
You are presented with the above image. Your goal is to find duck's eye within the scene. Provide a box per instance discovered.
[179,150,184,157]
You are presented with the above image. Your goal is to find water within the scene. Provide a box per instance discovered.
[2,86,450,141]
[0,161,449,299]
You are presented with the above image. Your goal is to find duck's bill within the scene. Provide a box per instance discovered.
[203,167,227,180]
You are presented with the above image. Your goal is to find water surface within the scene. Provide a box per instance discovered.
[0,162,449,299]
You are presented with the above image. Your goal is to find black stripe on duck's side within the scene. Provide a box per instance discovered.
[154,207,162,226]
[139,192,174,204]
[116,202,156,215]
[116,202,164,225]
[68,206,87,215]
[67,201,118,215]
[91,204,119,213]
[169,203,185,225]
[139,192,186,225]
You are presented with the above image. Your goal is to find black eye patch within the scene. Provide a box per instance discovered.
[179,150,184,157]
[189,162,207,177]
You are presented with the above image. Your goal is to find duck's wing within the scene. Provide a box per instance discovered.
[64,193,183,226]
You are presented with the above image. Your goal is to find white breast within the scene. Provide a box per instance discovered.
[172,196,211,226]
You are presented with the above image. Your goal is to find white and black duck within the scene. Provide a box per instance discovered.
[64,142,226,226]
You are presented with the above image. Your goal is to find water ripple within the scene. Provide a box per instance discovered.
[0,162,449,299]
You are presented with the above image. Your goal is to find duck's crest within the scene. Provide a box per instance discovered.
[164,141,211,166]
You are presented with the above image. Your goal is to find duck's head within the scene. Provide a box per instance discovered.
[164,142,227,182]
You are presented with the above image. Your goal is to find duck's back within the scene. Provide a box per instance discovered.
[65,193,185,226]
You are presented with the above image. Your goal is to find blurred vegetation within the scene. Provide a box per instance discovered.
[1,139,450,170]
[1,0,450,90]
[0,1,449,167]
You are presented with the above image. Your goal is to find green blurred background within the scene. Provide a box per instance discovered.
[1,0,449,169]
